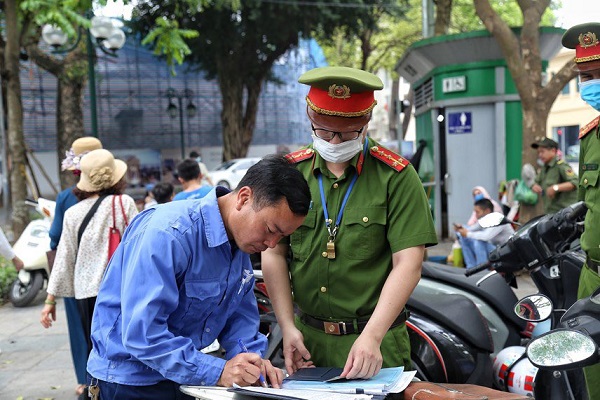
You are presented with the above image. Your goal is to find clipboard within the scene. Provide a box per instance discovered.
[284,367,344,382]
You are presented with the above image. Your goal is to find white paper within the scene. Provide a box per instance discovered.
[232,384,372,400]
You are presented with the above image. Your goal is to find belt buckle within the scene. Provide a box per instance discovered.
[323,321,345,335]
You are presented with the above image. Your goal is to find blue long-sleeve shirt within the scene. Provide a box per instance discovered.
[87,188,266,386]
[49,186,78,250]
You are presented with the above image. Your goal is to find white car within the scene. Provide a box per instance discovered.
[208,157,261,189]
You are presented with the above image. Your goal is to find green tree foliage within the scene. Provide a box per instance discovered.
[130,0,381,160]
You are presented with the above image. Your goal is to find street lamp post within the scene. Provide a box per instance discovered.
[42,15,126,137]
[166,88,197,160]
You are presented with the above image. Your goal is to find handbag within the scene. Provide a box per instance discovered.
[513,180,538,205]
[108,195,129,260]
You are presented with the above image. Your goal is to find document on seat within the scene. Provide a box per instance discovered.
[281,367,416,394]
[230,384,372,400]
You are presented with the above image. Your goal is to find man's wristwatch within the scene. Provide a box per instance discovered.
[552,184,560,192]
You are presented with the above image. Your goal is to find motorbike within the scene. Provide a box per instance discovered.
[517,287,600,400]
[461,201,588,397]
[9,198,55,307]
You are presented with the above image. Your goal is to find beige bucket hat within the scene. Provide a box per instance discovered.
[76,149,127,192]
[61,137,103,171]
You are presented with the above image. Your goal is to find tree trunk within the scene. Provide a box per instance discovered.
[57,61,87,189]
[5,0,28,237]
[219,75,245,161]
[242,78,264,156]
[434,0,453,35]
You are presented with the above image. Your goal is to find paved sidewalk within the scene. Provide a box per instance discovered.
[0,293,79,400]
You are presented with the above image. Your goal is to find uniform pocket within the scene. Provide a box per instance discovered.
[581,170,599,205]
[291,209,316,261]
[342,207,387,260]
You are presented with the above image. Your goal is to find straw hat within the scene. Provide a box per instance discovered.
[76,149,127,192]
[61,137,103,171]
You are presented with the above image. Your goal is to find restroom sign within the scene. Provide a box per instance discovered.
[448,112,472,134]
[442,76,466,93]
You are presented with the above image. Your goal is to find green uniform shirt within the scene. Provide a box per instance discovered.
[535,157,578,214]
[579,118,600,261]
[287,137,437,319]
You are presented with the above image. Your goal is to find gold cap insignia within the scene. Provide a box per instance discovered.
[328,84,351,99]
[579,32,599,48]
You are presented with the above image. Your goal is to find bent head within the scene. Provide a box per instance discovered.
[230,155,311,254]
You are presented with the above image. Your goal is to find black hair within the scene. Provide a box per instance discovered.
[152,182,174,204]
[73,177,128,201]
[189,151,200,158]
[474,198,494,212]
[176,159,201,182]
[235,154,311,216]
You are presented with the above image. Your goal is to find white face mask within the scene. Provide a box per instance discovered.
[312,134,363,163]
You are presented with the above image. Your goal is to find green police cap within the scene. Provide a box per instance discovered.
[298,66,383,117]
[562,22,600,63]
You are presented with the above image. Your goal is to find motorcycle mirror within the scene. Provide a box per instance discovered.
[527,329,599,370]
[478,212,507,228]
[515,294,553,321]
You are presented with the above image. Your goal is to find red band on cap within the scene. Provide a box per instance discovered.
[307,87,376,117]
[576,44,600,63]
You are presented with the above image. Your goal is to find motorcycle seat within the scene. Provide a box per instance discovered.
[421,262,527,331]
[407,293,495,353]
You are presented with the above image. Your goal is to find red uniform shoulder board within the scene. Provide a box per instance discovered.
[369,146,409,172]
[285,148,315,164]
[579,116,600,139]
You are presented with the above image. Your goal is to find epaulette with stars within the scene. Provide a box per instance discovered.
[285,148,315,164]
[579,116,600,140]
[369,145,409,172]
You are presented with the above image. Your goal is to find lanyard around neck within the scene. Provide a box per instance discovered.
[317,139,368,239]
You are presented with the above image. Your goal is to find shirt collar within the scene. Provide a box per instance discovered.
[200,187,231,248]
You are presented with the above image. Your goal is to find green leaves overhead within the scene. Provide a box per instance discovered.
[141,18,199,67]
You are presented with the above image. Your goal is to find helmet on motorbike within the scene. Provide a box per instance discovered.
[492,346,538,396]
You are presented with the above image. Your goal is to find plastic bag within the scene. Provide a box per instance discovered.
[514,180,538,205]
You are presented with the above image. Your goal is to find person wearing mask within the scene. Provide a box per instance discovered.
[262,66,437,379]
[467,186,504,226]
[530,137,578,214]
[189,150,214,187]
[48,136,102,397]
[173,158,212,201]
[454,198,514,269]
[40,149,138,360]
[86,155,311,399]
[563,22,600,400]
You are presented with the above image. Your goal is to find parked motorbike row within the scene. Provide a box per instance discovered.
[256,201,594,398]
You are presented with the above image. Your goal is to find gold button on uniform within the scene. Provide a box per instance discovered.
[584,178,589,185]
[322,252,328,258]
[333,183,339,189]
[362,217,369,223]
[320,286,327,293]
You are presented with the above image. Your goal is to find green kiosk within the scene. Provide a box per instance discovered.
[396,28,565,237]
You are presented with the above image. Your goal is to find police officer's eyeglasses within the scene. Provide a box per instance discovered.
[311,124,364,142]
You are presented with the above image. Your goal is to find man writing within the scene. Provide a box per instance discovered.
[454,198,514,269]
[563,22,600,400]
[87,155,311,399]
[262,66,437,380]
[530,137,578,214]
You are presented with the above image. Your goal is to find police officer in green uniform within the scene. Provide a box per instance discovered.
[262,66,437,380]
[530,137,578,214]
[563,22,600,400]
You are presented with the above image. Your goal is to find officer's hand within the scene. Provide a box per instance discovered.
[282,326,313,375]
[545,186,556,199]
[218,353,273,387]
[340,334,382,380]
[532,184,542,194]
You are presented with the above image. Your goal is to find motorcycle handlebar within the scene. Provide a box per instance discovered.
[464,261,491,277]
[564,201,587,223]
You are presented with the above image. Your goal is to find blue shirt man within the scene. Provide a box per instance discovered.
[87,155,311,399]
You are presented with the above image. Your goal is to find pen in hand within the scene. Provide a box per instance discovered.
[237,338,269,388]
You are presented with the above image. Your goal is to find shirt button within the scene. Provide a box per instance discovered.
[362,217,369,223]
[201,381,206,385]
[333,183,339,189]
[584,178,588,184]
[322,251,328,258]
[108,376,114,381]
[320,286,327,292]
[205,328,211,333]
